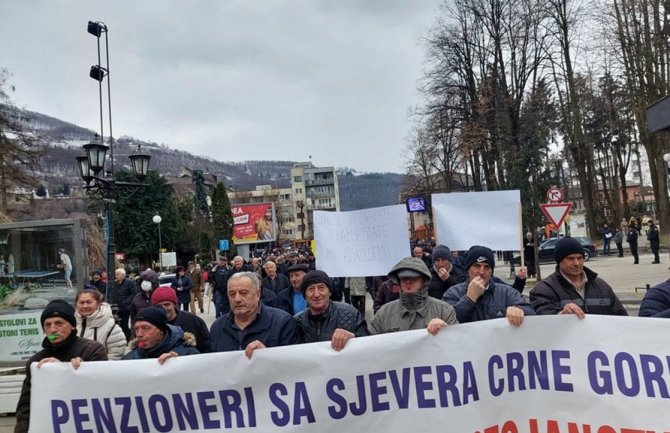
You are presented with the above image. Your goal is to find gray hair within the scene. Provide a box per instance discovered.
[228,271,260,292]
[115,268,126,277]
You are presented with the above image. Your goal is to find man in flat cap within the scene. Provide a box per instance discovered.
[295,270,368,351]
[15,300,108,433]
[443,246,535,326]
[530,237,627,317]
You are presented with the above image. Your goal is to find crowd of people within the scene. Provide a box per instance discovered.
[14,236,670,433]
[598,216,660,265]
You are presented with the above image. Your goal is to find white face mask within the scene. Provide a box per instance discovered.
[141,281,152,292]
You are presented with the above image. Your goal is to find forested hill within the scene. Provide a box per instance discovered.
[9,105,404,209]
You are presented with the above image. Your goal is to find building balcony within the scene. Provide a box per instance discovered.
[305,178,334,187]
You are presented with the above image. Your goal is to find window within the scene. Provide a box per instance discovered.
[294,188,302,194]
[294,176,302,182]
[285,229,293,235]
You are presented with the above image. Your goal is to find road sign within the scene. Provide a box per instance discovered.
[546,187,563,203]
[219,239,230,251]
[540,202,573,228]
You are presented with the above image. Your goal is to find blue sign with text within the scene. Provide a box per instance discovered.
[219,240,230,251]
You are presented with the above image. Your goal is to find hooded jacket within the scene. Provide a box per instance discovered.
[369,257,458,334]
[75,302,127,360]
[122,324,199,359]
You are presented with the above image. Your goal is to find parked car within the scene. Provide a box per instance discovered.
[158,273,176,288]
[512,236,598,265]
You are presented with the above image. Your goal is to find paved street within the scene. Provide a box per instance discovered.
[1,252,667,432]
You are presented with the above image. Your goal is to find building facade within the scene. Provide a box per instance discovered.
[290,162,340,240]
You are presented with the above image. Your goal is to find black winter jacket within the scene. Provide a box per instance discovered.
[116,277,137,313]
[639,279,670,318]
[530,267,628,316]
[294,301,369,343]
[209,304,299,352]
[15,332,108,433]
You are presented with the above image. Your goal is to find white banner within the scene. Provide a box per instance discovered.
[432,190,521,250]
[30,316,670,432]
[0,311,43,362]
[313,205,410,277]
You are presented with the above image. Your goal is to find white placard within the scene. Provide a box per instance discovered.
[160,252,177,267]
[432,190,521,250]
[313,205,410,277]
[28,316,670,432]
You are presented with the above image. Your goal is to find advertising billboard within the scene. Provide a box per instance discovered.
[231,203,277,245]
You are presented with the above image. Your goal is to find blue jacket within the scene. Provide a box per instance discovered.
[171,275,193,303]
[210,304,299,352]
[639,279,670,318]
[443,279,535,323]
[123,324,199,359]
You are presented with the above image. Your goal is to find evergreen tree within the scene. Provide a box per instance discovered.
[192,169,209,214]
[210,181,234,257]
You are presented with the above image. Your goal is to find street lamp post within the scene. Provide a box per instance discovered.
[153,214,162,270]
[76,21,151,309]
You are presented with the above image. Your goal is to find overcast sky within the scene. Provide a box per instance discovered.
[0,1,439,173]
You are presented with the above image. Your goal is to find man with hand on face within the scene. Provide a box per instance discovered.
[294,270,368,351]
[210,272,299,358]
[428,244,463,299]
[151,287,211,353]
[443,246,534,326]
[123,306,199,363]
[370,257,458,335]
[15,300,108,433]
[530,237,627,317]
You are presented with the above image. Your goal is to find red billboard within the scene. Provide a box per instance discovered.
[231,203,277,244]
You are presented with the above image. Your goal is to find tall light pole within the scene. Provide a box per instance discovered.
[76,21,151,308]
[153,214,163,270]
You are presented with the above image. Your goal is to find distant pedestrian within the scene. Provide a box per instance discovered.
[647,221,660,264]
[601,224,613,256]
[627,223,640,265]
[613,228,624,258]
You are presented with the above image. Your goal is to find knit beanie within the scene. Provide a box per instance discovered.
[464,246,496,271]
[300,270,333,294]
[151,286,178,305]
[554,237,584,263]
[41,299,76,328]
[135,306,168,332]
[431,244,453,262]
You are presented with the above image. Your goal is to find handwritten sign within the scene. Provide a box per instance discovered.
[313,205,410,277]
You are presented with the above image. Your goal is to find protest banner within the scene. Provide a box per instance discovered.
[313,205,410,277]
[29,316,670,432]
[432,190,521,250]
[232,203,277,244]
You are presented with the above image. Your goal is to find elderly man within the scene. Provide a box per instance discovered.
[443,246,535,326]
[277,263,310,315]
[123,306,199,362]
[230,255,249,275]
[262,260,291,295]
[151,286,211,353]
[412,245,432,269]
[370,257,458,335]
[530,237,627,317]
[210,272,299,358]
[115,268,137,340]
[15,300,108,433]
[295,270,368,351]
